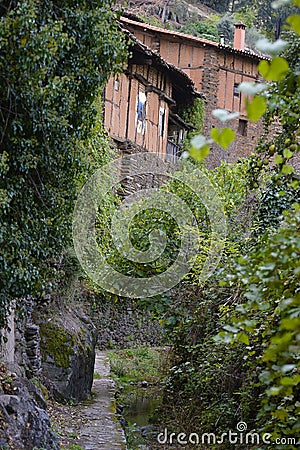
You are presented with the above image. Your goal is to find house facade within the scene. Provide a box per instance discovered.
[104,32,202,163]
[119,17,268,167]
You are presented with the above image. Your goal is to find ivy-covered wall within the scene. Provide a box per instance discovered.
[0,0,127,331]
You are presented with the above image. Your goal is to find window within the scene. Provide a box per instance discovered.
[136,92,147,134]
[234,83,240,97]
[159,107,166,137]
[114,77,119,91]
[151,37,160,53]
[238,119,248,136]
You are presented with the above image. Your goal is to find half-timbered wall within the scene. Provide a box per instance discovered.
[121,19,266,167]
[105,63,170,157]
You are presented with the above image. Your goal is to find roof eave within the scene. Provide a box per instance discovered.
[121,16,270,61]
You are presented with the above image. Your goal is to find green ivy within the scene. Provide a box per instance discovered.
[179,20,219,41]
[181,97,205,153]
[217,206,300,445]
[0,0,127,330]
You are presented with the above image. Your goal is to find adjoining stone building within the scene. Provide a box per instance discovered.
[115,16,269,167]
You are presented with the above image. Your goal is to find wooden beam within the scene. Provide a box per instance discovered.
[131,72,176,105]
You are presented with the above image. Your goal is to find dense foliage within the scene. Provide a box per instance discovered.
[180,20,219,41]
[176,0,299,48]
[1,0,299,446]
[0,0,127,329]
[201,0,231,14]
[181,98,205,151]
[159,1,300,448]
[201,0,298,37]
[218,207,300,441]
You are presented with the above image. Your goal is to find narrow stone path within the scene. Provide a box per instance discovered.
[49,351,127,449]
[75,351,127,450]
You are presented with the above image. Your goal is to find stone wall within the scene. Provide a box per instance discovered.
[0,301,60,450]
[201,46,266,169]
[93,298,166,349]
[0,306,15,367]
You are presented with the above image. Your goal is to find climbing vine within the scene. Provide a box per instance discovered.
[0,0,127,331]
[181,98,205,152]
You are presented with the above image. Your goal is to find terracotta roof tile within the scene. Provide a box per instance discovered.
[121,16,269,61]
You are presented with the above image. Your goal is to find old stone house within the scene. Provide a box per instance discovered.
[104,31,203,163]
[118,17,269,167]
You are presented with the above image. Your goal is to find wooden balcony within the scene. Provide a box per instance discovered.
[166,140,182,164]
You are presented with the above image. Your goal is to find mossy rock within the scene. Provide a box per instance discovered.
[40,323,75,369]
[37,308,97,402]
